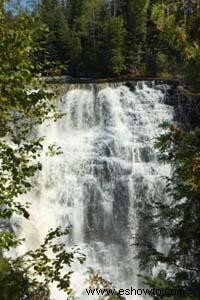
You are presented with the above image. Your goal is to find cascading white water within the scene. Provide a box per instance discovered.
[13,82,173,299]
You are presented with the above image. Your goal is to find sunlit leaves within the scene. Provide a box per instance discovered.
[151,1,200,89]
[21,227,86,296]
[0,1,58,252]
[0,4,87,299]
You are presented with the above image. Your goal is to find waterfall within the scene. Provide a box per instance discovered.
[12,82,174,299]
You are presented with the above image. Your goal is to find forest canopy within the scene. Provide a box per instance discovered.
[6,0,199,89]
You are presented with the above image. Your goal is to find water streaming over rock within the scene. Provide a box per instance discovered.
[13,82,173,299]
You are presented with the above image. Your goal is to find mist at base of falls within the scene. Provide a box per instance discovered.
[12,82,173,299]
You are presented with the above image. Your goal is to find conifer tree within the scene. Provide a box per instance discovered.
[102,16,126,75]
[120,0,148,72]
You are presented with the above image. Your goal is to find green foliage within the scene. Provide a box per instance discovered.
[0,1,54,250]
[120,0,148,69]
[0,2,86,299]
[102,17,126,75]
[151,1,200,88]
[39,0,70,72]
[30,0,200,82]
[0,1,60,250]
[0,256,33,300]
[28,227,85,292]
[35,0,147,76]
[137,124,200,300]
[0,227,86,300]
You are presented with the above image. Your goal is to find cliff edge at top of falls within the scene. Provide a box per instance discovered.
[45,76,200,130]
[44,75,182,85]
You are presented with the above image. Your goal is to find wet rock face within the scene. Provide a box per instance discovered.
[158,81,200,129]
[125,81,137,92]
[175,93,200,129]
[163,85,179,106]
